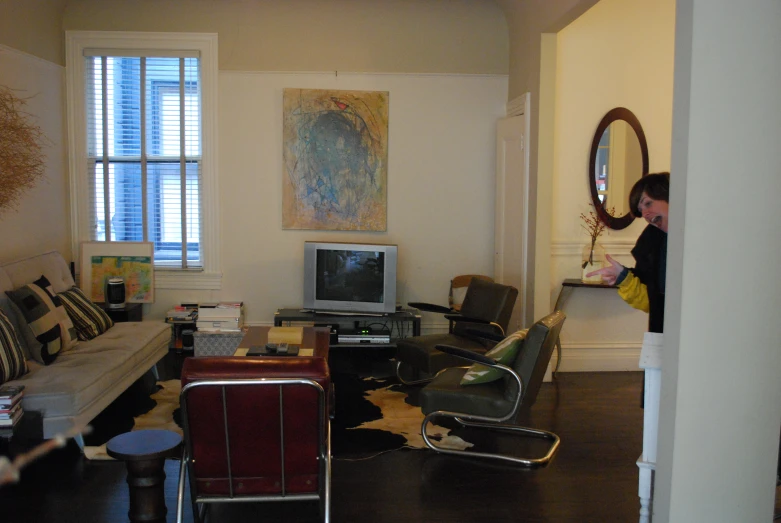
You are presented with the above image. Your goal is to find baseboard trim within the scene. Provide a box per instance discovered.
[552,343,642,373]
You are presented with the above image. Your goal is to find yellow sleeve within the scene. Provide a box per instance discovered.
[617,271,650,313]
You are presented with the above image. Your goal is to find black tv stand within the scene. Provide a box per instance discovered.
[307,309,386,317]
[274,308,421,348]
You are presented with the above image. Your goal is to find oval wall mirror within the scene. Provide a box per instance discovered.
[588,107,649,230]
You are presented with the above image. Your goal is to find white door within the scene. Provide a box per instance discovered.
[494,109,529,333]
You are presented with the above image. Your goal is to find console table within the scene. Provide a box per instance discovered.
[274,308,421,348]
[552,278,618,374]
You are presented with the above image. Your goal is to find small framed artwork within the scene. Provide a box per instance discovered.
[79,242,155,303]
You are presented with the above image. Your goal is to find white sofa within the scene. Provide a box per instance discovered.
[0,251,169,443]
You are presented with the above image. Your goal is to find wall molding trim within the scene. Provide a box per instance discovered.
[505,94,527,116]
[552,342,642,372]
[223,70,509,79]
[0,43,63,70]
[551,238,637,257]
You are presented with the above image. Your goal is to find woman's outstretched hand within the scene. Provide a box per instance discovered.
[585,253,625,285]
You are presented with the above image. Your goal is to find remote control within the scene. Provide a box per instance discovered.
[276,342,289,354]
[265,343,278,352]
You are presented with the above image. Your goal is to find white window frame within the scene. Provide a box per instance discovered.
[66,31,221,290]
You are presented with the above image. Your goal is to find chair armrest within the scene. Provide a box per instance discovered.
[408,302,454,314]
[435,344,525,399]
[444,314,487,324]
[434,344,496,366]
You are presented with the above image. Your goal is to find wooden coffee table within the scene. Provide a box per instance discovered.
[236,326,330,359]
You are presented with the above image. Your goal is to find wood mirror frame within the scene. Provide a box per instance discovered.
[588,107,649,230]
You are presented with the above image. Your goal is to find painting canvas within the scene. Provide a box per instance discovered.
[282,88,389,231]
[79,242,155,303]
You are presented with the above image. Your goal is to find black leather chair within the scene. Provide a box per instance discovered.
[396,278,518,385]
[418,310,566,467]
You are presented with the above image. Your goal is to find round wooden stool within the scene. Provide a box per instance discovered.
[107,429,182,523]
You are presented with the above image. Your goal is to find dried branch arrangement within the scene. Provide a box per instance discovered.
[0,86,47,215]
[0,425,91,487]
[580,204,614,268]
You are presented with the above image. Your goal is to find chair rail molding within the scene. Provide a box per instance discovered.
[551,239,636,257]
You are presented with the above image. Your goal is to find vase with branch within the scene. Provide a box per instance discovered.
[579,205,611,282]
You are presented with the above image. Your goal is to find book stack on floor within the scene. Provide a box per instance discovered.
[165,306,198,351]
[165,306,198,323]
[196,302,244,332]
[192,302,245,357]
[0,385,25,433]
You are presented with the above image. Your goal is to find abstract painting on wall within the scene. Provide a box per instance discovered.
[282,88,389,231]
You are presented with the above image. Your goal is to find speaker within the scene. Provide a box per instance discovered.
[181,329,194,351]
[106,278,126,309]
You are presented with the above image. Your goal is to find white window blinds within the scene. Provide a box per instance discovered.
[84,54,202,269]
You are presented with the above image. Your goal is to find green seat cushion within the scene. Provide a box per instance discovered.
[460,329,527,386]
[421,366,512,419]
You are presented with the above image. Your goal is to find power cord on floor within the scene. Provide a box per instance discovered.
[332,445,423,462]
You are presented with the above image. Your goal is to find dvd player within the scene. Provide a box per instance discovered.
[337,328,391,344]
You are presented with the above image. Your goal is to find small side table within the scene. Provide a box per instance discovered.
[98,302,143,323]
[552,278,618,374]
[107,429,182,523]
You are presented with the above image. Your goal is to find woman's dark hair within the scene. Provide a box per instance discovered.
[629,172,670,218]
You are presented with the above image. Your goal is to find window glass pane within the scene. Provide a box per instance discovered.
[110,162,143,242]
[85,53,202,269]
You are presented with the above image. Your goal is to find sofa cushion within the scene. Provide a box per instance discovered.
[7,321,169,422]
[5,275,78,365]
[58,286,114,341]
[0,308,27,384]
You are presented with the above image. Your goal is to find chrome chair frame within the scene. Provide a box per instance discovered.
[175,377,331,523]
[421,346,560,467]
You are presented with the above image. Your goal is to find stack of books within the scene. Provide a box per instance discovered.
[165,306,197,323]
[0,384,25,431]
[196,302,244,332]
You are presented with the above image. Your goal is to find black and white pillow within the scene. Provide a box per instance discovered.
[5,275,78,365]
[0,308,27,384]
[58,286,114,341]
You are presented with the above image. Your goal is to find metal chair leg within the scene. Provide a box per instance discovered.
[395,360,434,386]
[421,410,560,467]
[175,449,186,523]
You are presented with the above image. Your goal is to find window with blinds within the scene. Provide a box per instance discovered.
[84,53,202,269]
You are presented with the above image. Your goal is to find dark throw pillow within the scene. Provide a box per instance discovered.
[5,275,78,365]
[58,286,114,341]
[0,308,28,384]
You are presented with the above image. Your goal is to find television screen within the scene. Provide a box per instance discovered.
[316,249,385,304]
[303,242,397,314]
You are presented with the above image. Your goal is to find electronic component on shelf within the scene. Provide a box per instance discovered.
[337,328,391,344]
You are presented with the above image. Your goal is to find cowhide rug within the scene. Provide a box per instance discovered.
[83,374,471,460]
[84,379,183,460]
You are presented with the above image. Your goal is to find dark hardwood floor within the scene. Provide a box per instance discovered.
[1,368,779,522]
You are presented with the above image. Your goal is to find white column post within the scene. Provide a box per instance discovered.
[637,332,663,522]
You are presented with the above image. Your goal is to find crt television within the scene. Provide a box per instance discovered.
[303,241,398,314]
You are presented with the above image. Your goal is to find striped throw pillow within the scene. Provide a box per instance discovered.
[5,275,78,365]
[0,308,27,384]
[57,287,114,341]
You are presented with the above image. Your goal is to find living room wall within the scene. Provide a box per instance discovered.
[549,0,675,370]
[59,0,510,329]
[0,45,70,264]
